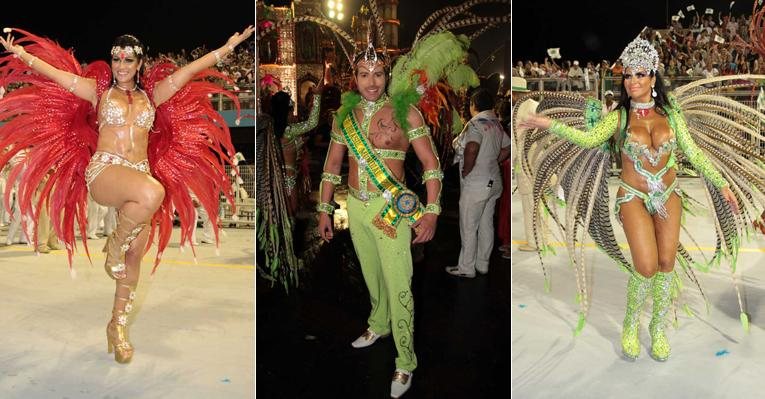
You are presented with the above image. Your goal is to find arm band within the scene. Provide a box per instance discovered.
[321,172,341,185]
[424,203,442,215]
[316,202,335,215]
[406,125,430,141]
[330,130,346,145]
[422,169,444,182]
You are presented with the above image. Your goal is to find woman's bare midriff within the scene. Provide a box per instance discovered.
[96,126,150,163]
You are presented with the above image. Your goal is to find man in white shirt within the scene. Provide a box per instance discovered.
[568,60,585,91]
[602,90,619,115]
[447,88,512,277]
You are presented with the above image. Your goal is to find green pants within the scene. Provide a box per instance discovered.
[348,194,417,372]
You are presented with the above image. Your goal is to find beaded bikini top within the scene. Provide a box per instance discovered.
[98,87,155,130]
[622,128,677,167]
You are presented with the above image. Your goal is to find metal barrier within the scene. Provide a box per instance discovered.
[219,164,255,227]
[213,90,256,111]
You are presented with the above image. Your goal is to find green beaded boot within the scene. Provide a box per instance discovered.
[621,273,652,360]
[649,271,672,361]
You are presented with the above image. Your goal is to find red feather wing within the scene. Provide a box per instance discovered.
[0,29,110,271]
[142,62,239,272]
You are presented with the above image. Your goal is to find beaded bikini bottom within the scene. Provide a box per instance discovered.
[85,151,150,188]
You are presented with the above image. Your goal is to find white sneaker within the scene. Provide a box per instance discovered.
[445,266,475,278]
[390,369,412,398]
[351,328,388,348]
[518,244,538,252]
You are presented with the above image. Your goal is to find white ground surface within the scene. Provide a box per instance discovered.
[511,177,765,399]
[0,226,254,399]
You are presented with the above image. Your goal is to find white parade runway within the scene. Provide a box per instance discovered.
[511,176,765,399]
[0,226,254,399]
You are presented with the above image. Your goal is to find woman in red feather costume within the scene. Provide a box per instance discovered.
[0,25,253,364]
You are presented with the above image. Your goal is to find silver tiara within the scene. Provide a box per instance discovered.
[111,46,143,57]
[354,24,389,71]
[619,37,658,73]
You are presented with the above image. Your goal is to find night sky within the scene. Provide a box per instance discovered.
[513,0,755,64]
[264,0,510,78]
[2,0,255,63]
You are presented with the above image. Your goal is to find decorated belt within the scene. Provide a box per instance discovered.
[341,114,422,238]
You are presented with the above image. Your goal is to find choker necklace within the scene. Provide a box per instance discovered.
[362,94,387,121]
[115,83,137,104]
[630,99,655,119]
[361,94,387,134]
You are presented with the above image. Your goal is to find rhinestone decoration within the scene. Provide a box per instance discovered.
[619,37,659,73]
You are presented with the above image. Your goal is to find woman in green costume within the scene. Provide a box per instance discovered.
[519,37,739,362]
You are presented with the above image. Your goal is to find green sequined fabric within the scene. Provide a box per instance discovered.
[621,273,652,360]
[649,271,672,361]
[284,94,322,141]
[548,110,618,149]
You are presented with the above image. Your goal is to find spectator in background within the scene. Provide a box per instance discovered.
[447,88,511,277]
[602,90,618,115]
[496,95,512,259]
[569,60,584,91]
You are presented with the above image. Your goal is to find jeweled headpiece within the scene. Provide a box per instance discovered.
[111,45,143,59]
[353,24,390,71]
[618,37,659,73]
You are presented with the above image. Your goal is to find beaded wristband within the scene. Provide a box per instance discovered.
[422,169,444,181]
[424,203,441,215]
[321,172,341,185]
[316,202,335,215]
[27,55,36,68]
[213,50,223,66]
[68,76,79,93]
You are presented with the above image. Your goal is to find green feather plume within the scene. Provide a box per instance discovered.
[388,31,478,132]
[335,91,362,126]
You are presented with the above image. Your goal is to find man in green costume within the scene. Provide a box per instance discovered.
[317,44,443,398]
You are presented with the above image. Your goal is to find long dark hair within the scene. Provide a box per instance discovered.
[111,34,145,86]
[617,70,671,131]
[270,91,292,139]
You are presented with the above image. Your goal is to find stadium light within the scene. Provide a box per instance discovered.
[326,0,344,20]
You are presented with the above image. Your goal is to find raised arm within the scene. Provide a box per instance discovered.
[152,25,254,106]
[284,90,322,142]
[1,31,97,107]
[518,110,619,149]
[408,106,442,244]
[316,118,347,242]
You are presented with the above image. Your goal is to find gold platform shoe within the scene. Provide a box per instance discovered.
[107,283,137,363]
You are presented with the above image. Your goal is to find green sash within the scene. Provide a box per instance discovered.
[340,113,423,238]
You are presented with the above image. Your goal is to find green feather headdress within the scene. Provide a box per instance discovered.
[388,31,479,131]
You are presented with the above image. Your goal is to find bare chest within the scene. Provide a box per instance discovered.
[354,107,408,151]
